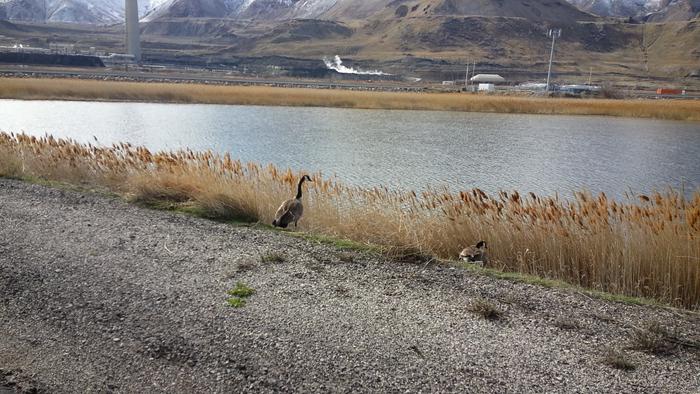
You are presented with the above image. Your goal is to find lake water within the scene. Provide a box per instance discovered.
[1,99,699,199]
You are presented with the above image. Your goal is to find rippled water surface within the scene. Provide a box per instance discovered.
[2,99,699,199]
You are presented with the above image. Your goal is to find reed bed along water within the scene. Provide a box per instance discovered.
[2,78,700,121]
[1,132,698,309]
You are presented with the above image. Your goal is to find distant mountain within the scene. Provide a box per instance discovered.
[566,0,662,17]
[0,0,698,81]
[0,0,167,24]
[144,0,595,22]
[565,0,700,19]
[1,0,696,26]
[644,0,700,21]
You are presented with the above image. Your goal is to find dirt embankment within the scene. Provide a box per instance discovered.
[0,178,698,393]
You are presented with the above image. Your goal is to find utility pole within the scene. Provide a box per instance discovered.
[588,67,592,85]
[546,28,561,93]
[465,60,469,90]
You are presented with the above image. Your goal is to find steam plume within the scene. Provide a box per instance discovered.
[323,55,390,75]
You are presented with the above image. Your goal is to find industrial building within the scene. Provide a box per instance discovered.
[559,84,601,94]
[470,74,506,84]
[469,74,506,92]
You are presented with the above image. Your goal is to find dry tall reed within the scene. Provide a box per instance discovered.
[2,78,700,121]
[1,131,698,309]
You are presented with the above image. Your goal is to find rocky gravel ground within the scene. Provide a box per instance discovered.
[0,178,698,393]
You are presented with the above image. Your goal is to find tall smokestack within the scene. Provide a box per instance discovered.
[125,0,141,62]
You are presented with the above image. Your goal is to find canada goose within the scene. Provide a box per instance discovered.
[272,175,312,229]
[459,241,487,265]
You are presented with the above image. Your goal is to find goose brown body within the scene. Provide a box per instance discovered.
[272,175,311,228]
[459,241,488,264]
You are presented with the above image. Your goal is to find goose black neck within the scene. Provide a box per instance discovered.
[295,177,307,199]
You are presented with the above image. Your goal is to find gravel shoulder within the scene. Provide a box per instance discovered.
[1,178,699,393]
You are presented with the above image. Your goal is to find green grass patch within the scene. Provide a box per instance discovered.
[136,199,258,225]
[14,174,119,199]
[594,292,661,307]
[461,263,572,288]
[458,261,663,308]
[191,198,260,223]
[228,281,256,298]
[226,282,256,308]
[133,198,182,211]
[226,297,247,308]
[134,200,221,222]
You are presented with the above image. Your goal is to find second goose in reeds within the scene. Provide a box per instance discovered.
[459,241,488,265]
[272,175,312,229]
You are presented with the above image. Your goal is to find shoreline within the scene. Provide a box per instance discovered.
[2,77,700,121]
[1,132,698,309]
[4,95,700,124]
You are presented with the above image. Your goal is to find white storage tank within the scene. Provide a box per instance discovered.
[470,74,505,83]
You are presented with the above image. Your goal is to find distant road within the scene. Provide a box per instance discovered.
[0,66,426,93]
[1,66,698,100]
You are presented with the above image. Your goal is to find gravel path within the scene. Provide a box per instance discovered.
[0,178,698,393]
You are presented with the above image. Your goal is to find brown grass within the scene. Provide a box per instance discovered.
[602,348,637,371]
[260,252,287,264]
[630,322,678,355]
[1,132,699,309]
[468,298,504,320]
[2,78,700,121]
[553,316,581,330]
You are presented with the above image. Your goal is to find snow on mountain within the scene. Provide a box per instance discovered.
[145,0,592,21]
[141,0,171,16]
[567,0,663,17]
[0,0,175,23]
[644,0,700,21]
[1,0,693,24]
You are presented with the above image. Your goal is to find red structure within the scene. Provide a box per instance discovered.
[656,88,683,95]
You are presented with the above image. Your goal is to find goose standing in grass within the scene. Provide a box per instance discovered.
[459,241,488,265]
[272,175,312,229]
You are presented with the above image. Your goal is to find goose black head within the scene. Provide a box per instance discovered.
[295,175,313,199]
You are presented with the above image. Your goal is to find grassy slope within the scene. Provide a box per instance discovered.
[2,77,700,120]
[11,174,677,311]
